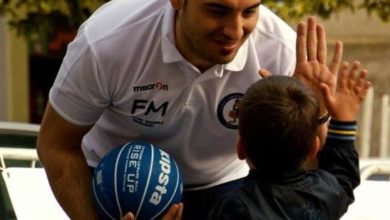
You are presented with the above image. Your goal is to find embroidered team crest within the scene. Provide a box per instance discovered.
[217,93,244,129]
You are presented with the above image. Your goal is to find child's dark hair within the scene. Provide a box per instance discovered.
[239,76,320,177]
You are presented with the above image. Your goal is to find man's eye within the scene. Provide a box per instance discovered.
[243,9,257,17]
[209,9,227,17]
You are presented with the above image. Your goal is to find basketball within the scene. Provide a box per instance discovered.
[92,141,183,220]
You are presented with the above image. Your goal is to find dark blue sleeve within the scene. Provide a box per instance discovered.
[207,195,252,220]
[317,120,360,204]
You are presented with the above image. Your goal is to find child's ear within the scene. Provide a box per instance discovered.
[303,136,321,170]
[308,136,320,160]
[237,136,247,160]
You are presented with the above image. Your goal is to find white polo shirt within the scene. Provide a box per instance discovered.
[49,0,296,188]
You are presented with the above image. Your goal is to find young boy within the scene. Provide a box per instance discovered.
[207,61,371,220]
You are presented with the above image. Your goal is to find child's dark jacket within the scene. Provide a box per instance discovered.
[208,121,360,220]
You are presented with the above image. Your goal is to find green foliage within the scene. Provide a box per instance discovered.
[262,0,390,21]
[262,0,355,21]
[0,0,109,35]
[361,0,390,21]
[0,0,109,54]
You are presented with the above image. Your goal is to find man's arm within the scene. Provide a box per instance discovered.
[36,103,97,220]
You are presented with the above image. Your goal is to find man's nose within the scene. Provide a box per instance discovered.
[222,16,244,40]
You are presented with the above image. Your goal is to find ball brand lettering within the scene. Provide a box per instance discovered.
[149,150,171,205]
[128,160,137,168]
[126,173,136,193]
[130,152,139,159]
[128,144,142,165]
[126,145,143,193]
[131,99,169,116]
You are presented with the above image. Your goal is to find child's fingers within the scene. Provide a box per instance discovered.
[357,70,371,98]
[355,69,368,90]
[338,61,350,90]
[364,81,372,95]
[354,69,371,102]
[347,61,361,89]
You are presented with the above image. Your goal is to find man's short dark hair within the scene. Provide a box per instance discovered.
[239,76,320,177]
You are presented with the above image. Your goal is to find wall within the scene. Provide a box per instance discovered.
[321,8,390,92]
[321,9,390,157]
[0,16,29,122]
[0,17,6,120]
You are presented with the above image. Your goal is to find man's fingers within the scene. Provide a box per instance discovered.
[296,21,307,63]
[320,82,333,108]
[258,69,272,78]
[122,212,135,220]
[317,24,327,64]
[307,16,318,61]
[175,203,184,220]
[329,41,343,75]
[161,203,183,220]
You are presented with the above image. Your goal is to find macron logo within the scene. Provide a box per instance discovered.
[134,82,168,92]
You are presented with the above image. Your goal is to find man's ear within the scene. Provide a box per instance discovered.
[237,136,247,160]
[308,136,320,160]
[170,0,184,9]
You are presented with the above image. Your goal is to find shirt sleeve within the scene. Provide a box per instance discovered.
[49,26,110,126]
[317,120,361,203]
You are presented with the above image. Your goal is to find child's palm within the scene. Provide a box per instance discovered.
[321,62,371,121]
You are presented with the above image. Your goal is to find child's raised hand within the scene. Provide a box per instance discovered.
[320,61,371,121]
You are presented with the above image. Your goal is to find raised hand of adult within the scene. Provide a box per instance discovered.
[293,16,343,113]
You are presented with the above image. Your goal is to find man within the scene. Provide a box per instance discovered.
[37,0,338,219]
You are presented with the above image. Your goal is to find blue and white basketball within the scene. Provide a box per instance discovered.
[92,142,183,220]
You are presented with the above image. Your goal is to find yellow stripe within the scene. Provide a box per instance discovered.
[328,129,356,135]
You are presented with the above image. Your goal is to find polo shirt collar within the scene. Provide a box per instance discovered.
[224,40,248,72]
[161,4,183,63]
[160,4,249,72]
